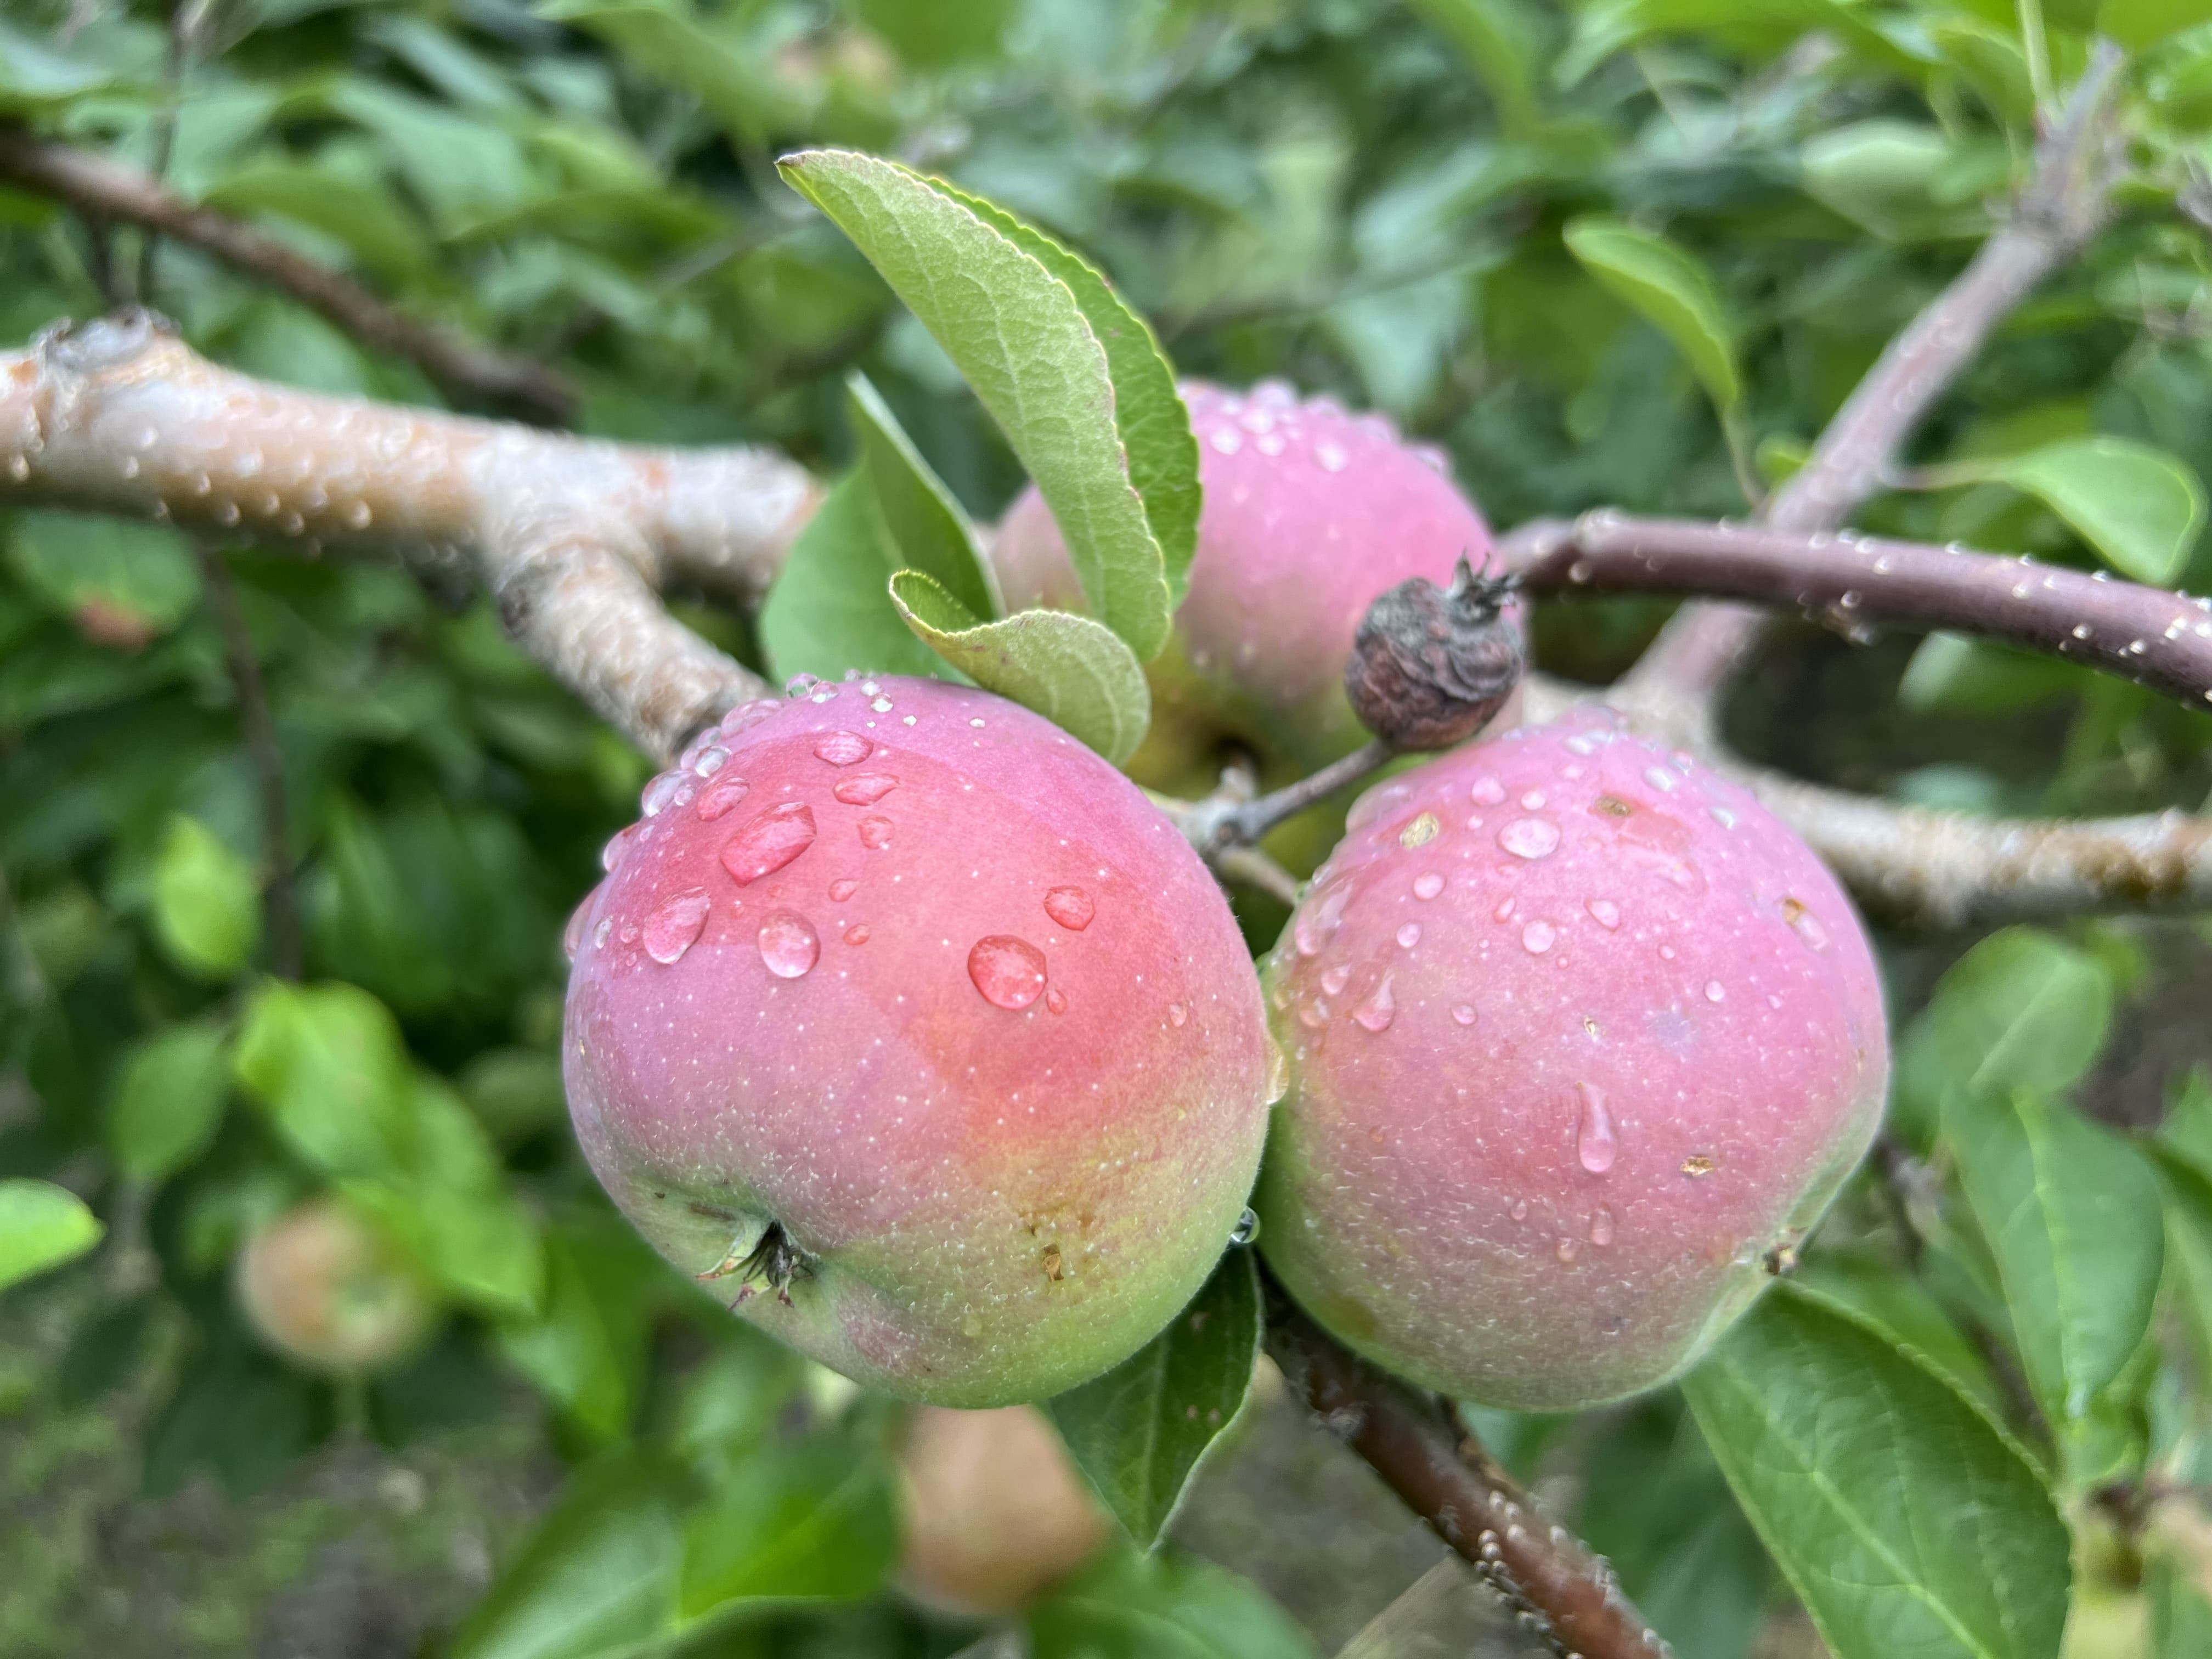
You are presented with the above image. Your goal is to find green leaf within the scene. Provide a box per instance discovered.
[889,570,1151,764]
[1029,1547,1318,1659]
[447,1454,683,1659]
[105,1019,233,1184]
[677,1435,899,1617]
[234,981,415,1178]
[0,1178,104,1292]
[1564,217,1740,413]
[8,512,202,639]
[778,149,1175,657]
[540,0,808,147]
[1942,439,2207,585]
[1684,1283,2071,1659]
[1892,927,2113,1152]
[843,0,1018,65]
[201,159,437,286]
[2099,0,2212,52]
[151,815,261,980]
[759,470,949,686]
[1408,0,1544,133]
[1046,1249,1260,1549]
[1945,1088,2164,1425]
[496,1231,637,1443]
[847,372,1000,620]
[934,180,1201,611]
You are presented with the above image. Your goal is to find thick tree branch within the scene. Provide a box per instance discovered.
[1505,512,2212,713]
[0,121,577,424]
[1,312,819,760]
[1265,1282,1668,1659]
[1621,42,2126,714]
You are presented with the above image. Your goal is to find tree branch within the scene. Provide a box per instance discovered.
[1504,512,2212,714]
[0,121,577,424]
[1,312,820,761]
[1620,41,2126,714]
[1265,1280,1668,1659]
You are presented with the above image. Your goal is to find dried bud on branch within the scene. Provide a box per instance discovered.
[1344,555,1523,752]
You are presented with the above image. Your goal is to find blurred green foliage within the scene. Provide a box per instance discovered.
[5,2,2212,1656]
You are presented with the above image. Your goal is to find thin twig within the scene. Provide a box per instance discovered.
[191,541,301,978]
[1620,42,2127,717]
[1503,512,2212,713]
[0,122,577,424]
[1184,741,1394,855]
[1265,1277,1668,1659]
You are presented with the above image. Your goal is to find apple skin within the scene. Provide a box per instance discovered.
[1256,709,1888,1410]
[236,1195,438,1375]
[562,676,1274,1407]
[991,380,1494,811]
[897,1404,1110,1614]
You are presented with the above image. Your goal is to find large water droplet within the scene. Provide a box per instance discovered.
[1352,976,1396,1033]
[833,773,898,805]
[1556,1237,1581,1263]
[1588,1207,1615,1247]
[1498,818,1560,860]
[721,802,817,884]
[857,815,894,850]
[969,935,1047,1011]
[1294,882,1351,956]
[1705,980,1726,1003]
[1299,999,1329,1029]
[563,885,602,961]
[1510,1199,1529,1221]
[1469,776,1505,806]
[829,878,859,901]
[1576,1082,1617,1174]
[1229,1208,1261,1246]
[1413,872,1444,900]
[1452,1003,1477,1026]
[1168,1001,1188,1028]
[1043,885,1095,930]
[1396,922,1422,949]
[814,730,871,765]
[757,911,819,978]
[784,673,821,698]
[693,746,729,778]
[641,771,686,817]
[1585,898,1621,929]
[1321,964,1351,996]
[696,772,752,821]
[644,888,712,964]
[1521,920,1556,955]
[1643,765,1678,793]
[600,824,640,872]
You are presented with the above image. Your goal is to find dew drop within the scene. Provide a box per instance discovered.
[1413,872,1445,900]
[1510,1199,1529,1221]
[1396,922,1423,949]
[1588,1207,1614,1247]
[1585,898,1621,929]
[1498,818,1560,860]
[829,878,859,901]
[721,802,817,883]
[1043,885,1096,930]
[563,887,601,961]
[1469,776,1505,806]
[857,815,894,850]
[1299,1000,1329,1029]
[968,935,1048,1011]
[1576,1082,1617,1174]
[1352,975,1396,1033]
[695,772,752,821]
[814,730,871,765]
[1168,1001,1188,1028]
[1556,1238,1580,1263]
[600,825,639,872]
[1046,986,1069,1014]
[592,918,611,949]
[843,924,871,945]
[1493,895,1516,923]
[1294,882,1351,956]
[643,889,712,964]
[833,773,899,805]
[693,746,729,778]
[1782,896,1829,950]
[1521,920,1556,955]
[757,911,820,978]
[1452,1003,1477,1026]
[1229,1207,1261,1246]
[1643,765,1678,793]
[1705,979,1726,1003]
[1321,964,1352,996]
[641,771,685,816]
[783,673,821,698]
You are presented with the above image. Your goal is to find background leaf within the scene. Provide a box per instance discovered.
[1944,438,2207,585]
[1028,1547,1320,1659]
[890,570,1151,763]
[104,1018,232,1184]
[1563,216,1741,413]
[1047,1250,1261,1549]
[846,371,1000,620]
[0,1178,104,1291]
[759,470,951,686]
[1684,1284,2071,1659]
[150,815,260,980]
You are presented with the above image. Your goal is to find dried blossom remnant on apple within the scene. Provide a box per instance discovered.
[1344,555,1525,753]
